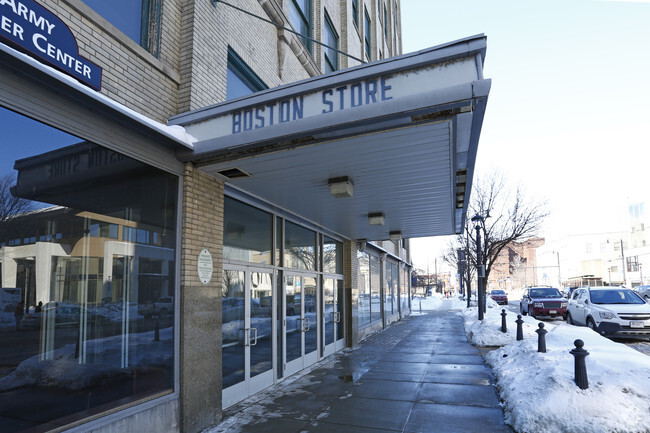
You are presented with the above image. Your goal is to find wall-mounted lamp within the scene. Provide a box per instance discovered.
[358,240,367,252]
[389,231,402,241]
[328,176,354,198]
[368,212,385,225]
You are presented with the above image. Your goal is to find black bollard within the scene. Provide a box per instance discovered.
[154,318,160,342]
[536,322,547,353]
[570,339,589,390]
[515,315,524,341]
[501,309,507,333]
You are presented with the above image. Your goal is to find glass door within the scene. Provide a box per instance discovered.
[323,277,345,357]
[284,273,319,377]
[222,266,275,408]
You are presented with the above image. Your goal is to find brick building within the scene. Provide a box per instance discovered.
[487,238,546,291]
[0,1,490,432]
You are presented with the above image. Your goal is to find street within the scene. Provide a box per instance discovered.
[499,301,650,355]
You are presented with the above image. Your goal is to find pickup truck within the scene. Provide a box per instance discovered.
[138,296,174,319]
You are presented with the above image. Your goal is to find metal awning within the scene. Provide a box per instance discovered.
[169,35,491,241]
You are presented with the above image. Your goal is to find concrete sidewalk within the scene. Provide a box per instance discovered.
[209,310,513,433]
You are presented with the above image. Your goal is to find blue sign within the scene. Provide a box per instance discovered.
[0,0,102,90]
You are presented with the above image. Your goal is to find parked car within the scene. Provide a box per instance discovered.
[634,285,650,302]
[138,296,174,319]
[489,289,508,305]
[520,286,567,319]
[566,286,650,337]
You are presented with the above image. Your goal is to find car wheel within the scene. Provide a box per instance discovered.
[587,317,597,332]
[159,308,168,318]
[566,312,573,325]
[505,301,508,305]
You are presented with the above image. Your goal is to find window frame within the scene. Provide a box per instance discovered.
[289,0,313,54]
[364,7,372,62]
[226,48,268,100]
[323,11,339,73]
[352,0,360,29]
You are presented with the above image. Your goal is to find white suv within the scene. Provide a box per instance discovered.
[566,286,650,337]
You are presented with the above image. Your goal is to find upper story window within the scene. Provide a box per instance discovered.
[352,0,359,29]
[323,12,339,73]
[289,0,312,53]
[384,3,389,39]
[226,48,268,100]
[364,8,372,61]
[82,0,161,57]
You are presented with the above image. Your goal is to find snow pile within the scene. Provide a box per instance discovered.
[0,327,173,392]
[455,299,650,433]
[411,294,444,313]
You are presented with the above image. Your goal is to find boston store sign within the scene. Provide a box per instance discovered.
[0,0,102,90]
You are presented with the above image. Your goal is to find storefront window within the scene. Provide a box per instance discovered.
[384,260,393,316]
[357,251,370,327]
[401,267,410,314]
[284,221,316,271]
[323,236,342,274]
[224,197,273,264]
[370,255,381,323]
[391,262,399,315]
[0,107,177,432]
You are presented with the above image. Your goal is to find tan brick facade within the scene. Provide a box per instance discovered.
[180,163,224,432]
[3,1,404,431]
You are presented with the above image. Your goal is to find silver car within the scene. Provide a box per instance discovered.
[635,285,650,302]
[566,286,650,337]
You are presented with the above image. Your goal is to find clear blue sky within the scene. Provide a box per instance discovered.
[404,0,650,270]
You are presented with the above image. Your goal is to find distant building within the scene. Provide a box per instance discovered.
[536,232,629,288]
[487,238,545,290]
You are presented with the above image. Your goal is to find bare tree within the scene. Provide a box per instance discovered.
[442,171,548,297]
[471,171,548,284]
[0,174,32,224]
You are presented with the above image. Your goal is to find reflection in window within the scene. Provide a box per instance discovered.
[323,236,342,274]
[226,47,268,100]
[391,262,398,315]
[401,267,410,314]
[0,107,177,432]
[323,12,339,73]
[352,0,359,28]
[289,0,312,53]
[364,8,372,61]
[370,255,381,323]
[357,251,370,327]
[82,0,162,56]
[284,221,316,271]
[221,269,245,388]
[224,197,273,263]
[384,261,393,316]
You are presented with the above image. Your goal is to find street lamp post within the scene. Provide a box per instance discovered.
[471,214,486,321]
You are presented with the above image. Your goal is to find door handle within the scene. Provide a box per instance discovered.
[304,317,310,332]
[335,312,341,323]
[249,327,258,346]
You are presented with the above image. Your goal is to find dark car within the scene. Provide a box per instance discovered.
[489,289,508,305]
[520,287,567,319]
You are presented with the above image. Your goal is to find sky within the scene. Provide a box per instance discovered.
[403,0,650,272]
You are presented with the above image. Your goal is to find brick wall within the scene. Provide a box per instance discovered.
[48,0,181,123]
[180,163,224,432]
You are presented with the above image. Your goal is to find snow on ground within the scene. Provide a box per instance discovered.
[420,293,650,433]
